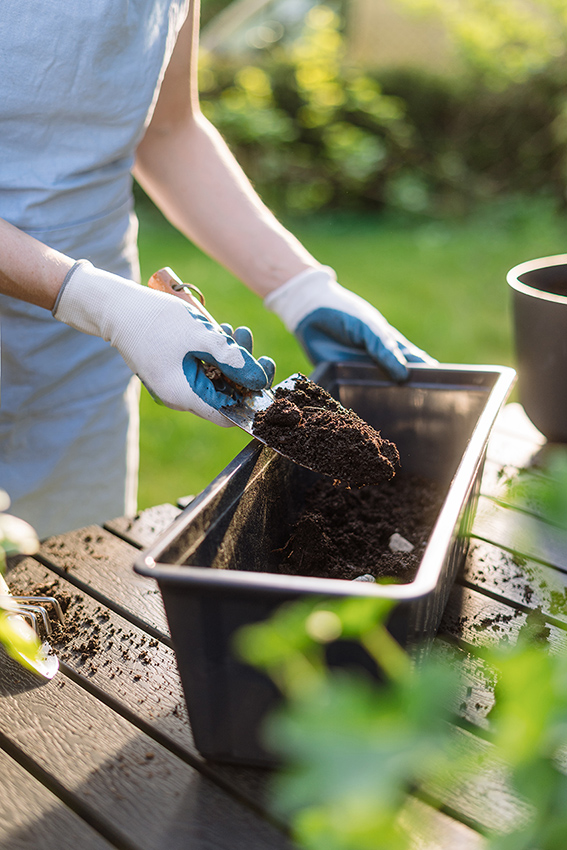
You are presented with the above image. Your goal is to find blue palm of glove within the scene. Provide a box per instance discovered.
[295,307,433,382]
[220,324,276,387]
[180,320,276,413]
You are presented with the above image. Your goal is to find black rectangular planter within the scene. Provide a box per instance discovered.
[134,362,515,766]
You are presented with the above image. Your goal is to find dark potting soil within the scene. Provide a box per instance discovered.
[252,375,399,487]
[277,475,445,583]
[7,577,158,674]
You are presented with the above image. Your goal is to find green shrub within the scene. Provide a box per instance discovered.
[197,3,567,216]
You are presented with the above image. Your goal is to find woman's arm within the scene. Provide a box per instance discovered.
[134,0,436,379]
[0,216,274,422]
[0,217,74,309]
[133,0,321,298]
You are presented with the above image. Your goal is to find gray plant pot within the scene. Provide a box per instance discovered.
[508,254,567,442]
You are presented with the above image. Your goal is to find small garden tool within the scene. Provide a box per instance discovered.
[148,267,303,438]
[0,571,63,679]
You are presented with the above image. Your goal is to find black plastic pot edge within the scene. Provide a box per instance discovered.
[135,362,515,603]
[507,254,567,442]
[133,361,516,766]
[507,253,567,304]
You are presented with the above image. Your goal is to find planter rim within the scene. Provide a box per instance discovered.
[507,254,567,305]
[135,362,516,602]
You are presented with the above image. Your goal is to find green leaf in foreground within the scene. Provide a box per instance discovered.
[0,611,43,674]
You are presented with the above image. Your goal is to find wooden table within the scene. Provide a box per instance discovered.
[1,402,563,849]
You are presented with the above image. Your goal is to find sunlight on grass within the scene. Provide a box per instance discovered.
[136,196,566,509]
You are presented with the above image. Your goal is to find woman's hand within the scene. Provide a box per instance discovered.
[265,267,436,381]
[53,261,275,425]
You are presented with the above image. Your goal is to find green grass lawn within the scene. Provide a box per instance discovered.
[136,196,566,509]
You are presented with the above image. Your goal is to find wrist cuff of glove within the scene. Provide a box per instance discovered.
[264,265,338,331]
[52,259,141,340]
[52,260,85,315]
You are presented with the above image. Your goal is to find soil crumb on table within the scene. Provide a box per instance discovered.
[252,375,399,487]
[6,577,157,677]
[278,475,445,583]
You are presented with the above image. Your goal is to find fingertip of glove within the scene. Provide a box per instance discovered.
[242,375,271,392]
[231,348,275,391]
[383,352,410,382]
[258,355,276,387]
[232,326,254,353]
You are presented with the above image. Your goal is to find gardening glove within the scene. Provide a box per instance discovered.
[53,260,275,427]
[264,266,435,382]
[220,323,276,387]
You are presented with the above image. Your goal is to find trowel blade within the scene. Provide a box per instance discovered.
[219,373,334,476]
[219,373,303,438]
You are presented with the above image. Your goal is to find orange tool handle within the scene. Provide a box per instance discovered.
[148,267,220,329]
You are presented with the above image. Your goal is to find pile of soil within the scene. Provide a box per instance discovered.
[278,475,445,583]
[253,375,399,487]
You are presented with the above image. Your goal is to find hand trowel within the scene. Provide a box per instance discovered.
[148,267,304,439]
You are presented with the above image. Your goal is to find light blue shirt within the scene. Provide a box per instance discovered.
[0,0,189,535]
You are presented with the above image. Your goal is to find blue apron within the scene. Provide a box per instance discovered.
[0,0,189,537]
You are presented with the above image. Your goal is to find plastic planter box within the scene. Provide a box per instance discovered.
[134,362,515,766]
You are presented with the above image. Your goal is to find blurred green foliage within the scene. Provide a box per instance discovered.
[200,0,234,27]
[401,0,567,87]
[238,521,567,849]
[237,598,462,850]
[197,2,567,216]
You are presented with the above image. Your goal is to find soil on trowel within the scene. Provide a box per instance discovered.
[253,375,399,487]
[278,474,445,584]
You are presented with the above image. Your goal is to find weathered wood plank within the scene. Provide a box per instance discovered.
[104,503,181,550]
[400,797,485,850]
[5,557,272,811]
[485,403,545,469]
[462,540,567,625]
[432,639,496,730]
[421,726,529,835]
[472,496,567,573]
[0,745,114,850]
[440,584,567,653]
[0,658,292,850]
[36,526,170,640]
[6,558,189,730]
[481,459,552,513]
[480,459,523,500]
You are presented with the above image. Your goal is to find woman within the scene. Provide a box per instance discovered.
[0,0,432,537]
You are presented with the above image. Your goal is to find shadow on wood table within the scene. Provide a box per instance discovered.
[0,402,564,849]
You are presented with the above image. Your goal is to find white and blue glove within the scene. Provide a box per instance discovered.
[53,260,275,426]
[265,266,435,381]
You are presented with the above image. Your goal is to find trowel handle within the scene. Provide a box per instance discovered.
[148,268,222,331]
[149,267,246,396]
